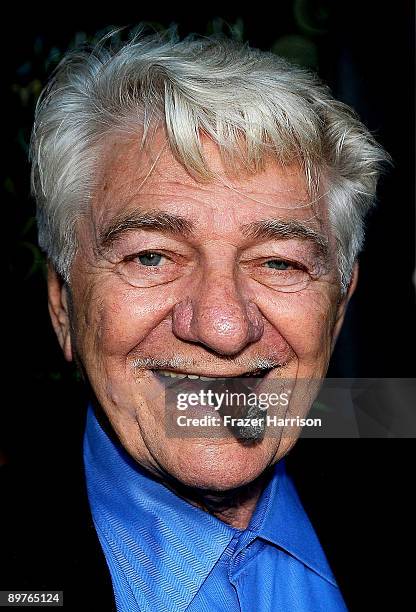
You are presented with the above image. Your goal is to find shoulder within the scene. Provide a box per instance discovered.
[0,450,115,610]
[286,439,413,609]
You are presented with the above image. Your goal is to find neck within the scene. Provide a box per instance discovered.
[161,468,273,530]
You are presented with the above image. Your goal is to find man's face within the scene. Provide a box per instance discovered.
[49,130,353,490]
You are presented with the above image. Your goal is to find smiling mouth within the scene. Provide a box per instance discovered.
[151,368,273,380]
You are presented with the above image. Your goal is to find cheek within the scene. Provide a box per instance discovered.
[261,288,338,361]
[78,282,178,357]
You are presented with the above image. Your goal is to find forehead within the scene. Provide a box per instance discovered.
[92,129,324,232]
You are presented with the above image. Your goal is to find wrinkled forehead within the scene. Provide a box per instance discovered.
[90,129,327,237]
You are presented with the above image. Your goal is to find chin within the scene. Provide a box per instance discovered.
[153,438,280,491]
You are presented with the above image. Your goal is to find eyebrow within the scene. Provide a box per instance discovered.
[242,218,329,258]
[98,210,194,250]
[98,209,328,260]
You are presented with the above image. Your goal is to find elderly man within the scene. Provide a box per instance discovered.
[6,30,388,611]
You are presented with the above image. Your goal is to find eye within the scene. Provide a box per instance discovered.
[136,252,165,266]
[117,249,183,288]
[241,256,311,292]
[264,259,293,270]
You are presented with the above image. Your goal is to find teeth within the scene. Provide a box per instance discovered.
[157,370,225,380]
[155,369,268,380]
[158,370,186,379]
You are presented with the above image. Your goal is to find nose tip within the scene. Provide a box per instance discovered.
[172,296,264,356]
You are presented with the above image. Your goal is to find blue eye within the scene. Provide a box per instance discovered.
[265,260,291,270]
[138,253,163,266]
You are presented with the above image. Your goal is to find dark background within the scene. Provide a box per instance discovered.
[3,2,415,609]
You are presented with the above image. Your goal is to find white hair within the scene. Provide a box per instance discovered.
[29,28,390,293]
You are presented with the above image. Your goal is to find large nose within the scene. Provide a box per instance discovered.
[172,270,264,355]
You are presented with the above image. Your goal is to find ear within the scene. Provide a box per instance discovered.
[332,262,359,349]
[47,261,73,362]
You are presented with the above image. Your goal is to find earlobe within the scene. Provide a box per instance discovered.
[47,262,73,362]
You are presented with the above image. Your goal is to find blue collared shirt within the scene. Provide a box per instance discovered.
[83,406,347,611]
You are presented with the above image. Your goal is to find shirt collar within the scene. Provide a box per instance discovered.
[246,458,337,586]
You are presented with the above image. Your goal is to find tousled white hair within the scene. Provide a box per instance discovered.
[30,28,390,292]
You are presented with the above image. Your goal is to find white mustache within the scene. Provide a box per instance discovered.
[130,356,281,370]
